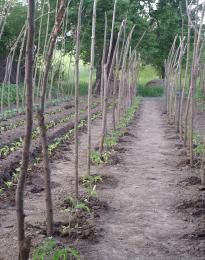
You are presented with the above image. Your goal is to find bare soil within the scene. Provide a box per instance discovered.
[0,98,204,259]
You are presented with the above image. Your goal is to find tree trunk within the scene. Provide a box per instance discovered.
[15,0,35,259]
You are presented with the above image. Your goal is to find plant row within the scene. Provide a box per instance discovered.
[91,97,141,165]
[0,104,99,159]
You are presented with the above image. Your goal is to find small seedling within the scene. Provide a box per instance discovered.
[80,175,102,187]
[63,196,90,213]
[86,185,98,198]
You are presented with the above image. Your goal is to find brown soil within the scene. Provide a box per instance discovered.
[0,98,204,259]
[0,99,90,150]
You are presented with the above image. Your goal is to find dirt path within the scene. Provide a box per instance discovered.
[79,98,204,259]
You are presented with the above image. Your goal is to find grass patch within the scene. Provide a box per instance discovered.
[138,65,163,97]
[138,84,164,97]
[139,65,159,86]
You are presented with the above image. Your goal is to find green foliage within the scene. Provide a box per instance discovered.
[32,238,80,260]
[0,0,199,86]
[147,0,188,76]
[0,1,27,59]
[66,0,148,62]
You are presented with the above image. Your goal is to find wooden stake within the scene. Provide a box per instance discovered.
[16,0,35,258]
[87,0,97,176]
[74,0,84,198]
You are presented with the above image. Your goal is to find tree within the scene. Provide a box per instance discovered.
[61,0,151,90]
[147,0,196,77]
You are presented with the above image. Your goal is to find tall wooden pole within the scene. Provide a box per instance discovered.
[87,0,97,176]
[74,0,84,198]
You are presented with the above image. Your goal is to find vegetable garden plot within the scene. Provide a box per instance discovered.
[0,100,99,158]
[0,105,102,186]
[3,0,203,258]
